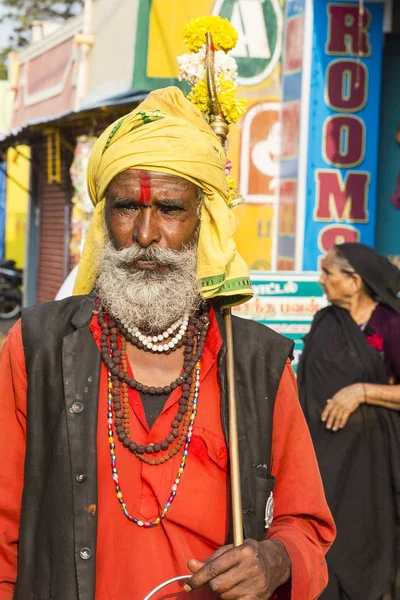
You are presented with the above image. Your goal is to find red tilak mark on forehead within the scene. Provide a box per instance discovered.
[139,171,151,205]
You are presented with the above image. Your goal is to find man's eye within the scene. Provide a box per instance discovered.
[116,203,139,211]
[160,206,182,214]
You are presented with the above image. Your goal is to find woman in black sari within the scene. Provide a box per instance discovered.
[298,243,400,600]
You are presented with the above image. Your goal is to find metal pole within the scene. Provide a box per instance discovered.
[223,307,244,546]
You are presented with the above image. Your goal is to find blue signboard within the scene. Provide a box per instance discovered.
[303,1,384,270]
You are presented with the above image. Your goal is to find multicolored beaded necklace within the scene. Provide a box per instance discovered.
[99,304,210,527]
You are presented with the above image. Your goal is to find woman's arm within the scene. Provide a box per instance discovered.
[322,383,400,431]
[364,382,400,409]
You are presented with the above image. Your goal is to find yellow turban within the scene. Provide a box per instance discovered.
[73,87,253,307]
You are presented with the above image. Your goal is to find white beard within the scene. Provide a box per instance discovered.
[96,241,201,334]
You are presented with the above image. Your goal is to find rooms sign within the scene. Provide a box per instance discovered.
[303,1,384,270]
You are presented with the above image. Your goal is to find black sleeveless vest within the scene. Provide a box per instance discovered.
[15,294,293,600]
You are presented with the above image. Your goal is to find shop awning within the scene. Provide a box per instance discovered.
[0,89,149,148]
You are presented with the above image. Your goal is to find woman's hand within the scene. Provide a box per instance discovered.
[184,539,291,599]
[321,383,365,431]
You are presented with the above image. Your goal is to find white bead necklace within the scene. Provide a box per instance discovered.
[121,316,190,353]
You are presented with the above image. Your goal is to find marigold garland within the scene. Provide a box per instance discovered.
[226,175,245,208]
[179,15,246,208]
[227,174,236,206]
[187,79,210,120]
[217,75,247,124]
[187,75,247,125]
[184,16,238,53]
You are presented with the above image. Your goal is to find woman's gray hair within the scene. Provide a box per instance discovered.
[333,245,376,299]
[332,246,356,274]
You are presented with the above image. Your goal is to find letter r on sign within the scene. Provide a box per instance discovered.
[326,4,371,57]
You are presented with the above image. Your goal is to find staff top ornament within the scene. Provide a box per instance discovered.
[178,15,247,126]
[177,15,247,208]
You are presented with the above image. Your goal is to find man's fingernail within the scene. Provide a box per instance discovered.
[183,584,192,592]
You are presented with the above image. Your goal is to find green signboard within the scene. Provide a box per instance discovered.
[212,0,282,86]
[233,272,327,371]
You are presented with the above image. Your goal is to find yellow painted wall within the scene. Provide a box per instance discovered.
[5,146,30,268]
[147,0,214,78]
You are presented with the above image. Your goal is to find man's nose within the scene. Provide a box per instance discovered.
[133,209,161,247]
[319,272,325,285]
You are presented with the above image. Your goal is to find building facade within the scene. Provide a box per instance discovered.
[0,0,398,317]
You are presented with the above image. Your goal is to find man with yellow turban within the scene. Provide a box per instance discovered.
[0,87,334,600]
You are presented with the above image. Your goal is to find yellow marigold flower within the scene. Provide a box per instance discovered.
[227,174,235,189]
[217,75,247,124]
[223,97,247,124]
[226,174,235,205]
[184,16,238,53]
[187,79,210,118]
[187,75,247,125]
[226,174,245,208]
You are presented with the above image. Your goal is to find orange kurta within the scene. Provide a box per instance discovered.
[0,312,335,600]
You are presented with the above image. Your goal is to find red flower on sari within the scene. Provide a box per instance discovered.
[367,333,384,352]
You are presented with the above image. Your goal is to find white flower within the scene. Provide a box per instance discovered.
[177,46,238,86]
[214,50,238,82]
[177,48,206,86]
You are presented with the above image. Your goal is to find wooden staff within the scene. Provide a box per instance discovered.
[206,31,244,547]
[223,308,244,546]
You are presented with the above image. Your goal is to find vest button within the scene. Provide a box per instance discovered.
[71,402,83,414]
[75,472,86,483]
[79,547,92,560]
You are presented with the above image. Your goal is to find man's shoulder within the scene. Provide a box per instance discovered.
[22,294,95,330]
[23,294,86,316]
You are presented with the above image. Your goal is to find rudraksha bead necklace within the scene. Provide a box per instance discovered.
[99,306,209,455]
[99,306,209,396]
[106,357,202,527]
[99,303,210,526]
[119,337,198,464]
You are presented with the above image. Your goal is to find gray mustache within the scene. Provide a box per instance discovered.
[108,242,194,269]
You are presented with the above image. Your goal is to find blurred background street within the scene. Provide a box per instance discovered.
[0,0,399,362]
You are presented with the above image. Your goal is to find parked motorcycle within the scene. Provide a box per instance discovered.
[0,259,23,319]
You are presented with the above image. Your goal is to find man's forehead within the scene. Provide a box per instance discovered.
[108,169,193,190]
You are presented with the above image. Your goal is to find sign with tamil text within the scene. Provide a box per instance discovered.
[303,1,384,270]
[233,272,327,371]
